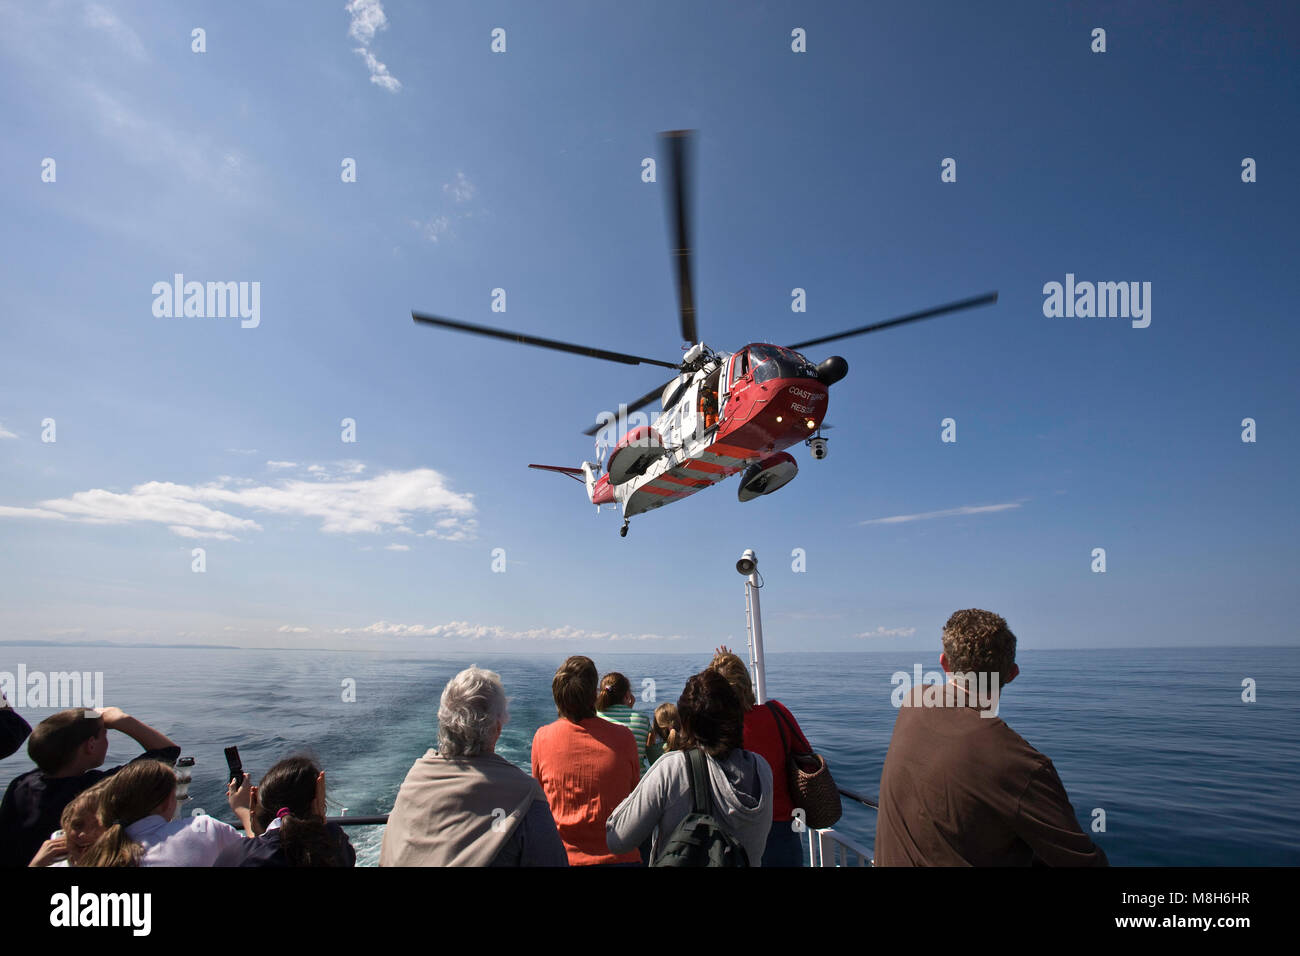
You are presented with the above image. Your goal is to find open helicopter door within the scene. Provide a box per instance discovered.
[718,350,741,418]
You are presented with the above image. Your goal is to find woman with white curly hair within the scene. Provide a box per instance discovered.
[380,666,567,867]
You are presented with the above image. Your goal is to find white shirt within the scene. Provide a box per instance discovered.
[125,814,246,866]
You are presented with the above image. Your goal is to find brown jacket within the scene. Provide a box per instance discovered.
[874,684,1107,866]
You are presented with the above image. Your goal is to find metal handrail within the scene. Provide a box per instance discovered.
[837,786,877,810]
[324,790,875,828]
[325,814,388,826]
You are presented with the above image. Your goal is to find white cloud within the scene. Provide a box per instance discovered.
[76,84,256,203]
[346,0,402,92]
[346,0,388,44]
[0,423,17,439]
[384,543,410,551]
[354,47,401,92]
[443,171,476,203]
[859,502,1024,526]
[266,460,297,470]
[82,3,146,61]
[0,506,66,520]
[422,518,478,542]
[277,625,310,634]
[0,466,477,540]
[333,620,686,642]
[856,626,918,639]
[168,525,239,541]
[412,215,451,243]
[29,484,262,536]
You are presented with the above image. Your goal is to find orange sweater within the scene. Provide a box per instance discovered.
[531,717,642,865]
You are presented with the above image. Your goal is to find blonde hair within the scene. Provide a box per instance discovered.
[81,761,176,868]
[647,702,682,754]
[708,652,756,711]
[60,780,108,834]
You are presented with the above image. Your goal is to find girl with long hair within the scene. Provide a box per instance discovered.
[81,759,252,867]
[644,702,682,766]
[215,756,355,867]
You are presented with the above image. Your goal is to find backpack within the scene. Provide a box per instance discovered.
[651,749,749,867]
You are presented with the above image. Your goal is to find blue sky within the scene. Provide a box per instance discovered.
[1,1,1296,654]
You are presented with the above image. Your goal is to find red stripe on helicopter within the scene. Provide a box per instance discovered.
[682,459,727,475]
[710,442,757,460]
[658,472,713,488]
[641,482,685,497]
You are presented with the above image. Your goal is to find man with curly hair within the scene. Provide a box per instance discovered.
[874,609,1107,866]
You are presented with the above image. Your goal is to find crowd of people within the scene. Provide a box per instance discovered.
[0,608,1107,867]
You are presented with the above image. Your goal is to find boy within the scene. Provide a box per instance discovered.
[0,706,179,866]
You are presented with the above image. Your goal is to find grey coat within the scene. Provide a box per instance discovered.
[606,748,773,865]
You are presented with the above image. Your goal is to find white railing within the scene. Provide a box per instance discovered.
[809,827,872,867]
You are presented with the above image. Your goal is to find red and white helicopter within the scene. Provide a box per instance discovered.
[414,131,997,536]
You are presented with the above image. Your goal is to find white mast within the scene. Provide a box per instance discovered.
[738,549,767,705]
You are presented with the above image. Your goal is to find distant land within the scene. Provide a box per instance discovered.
[0,641,1291,653]
[0,640,243,650]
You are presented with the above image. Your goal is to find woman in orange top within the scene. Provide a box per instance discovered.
[531,656,641,866]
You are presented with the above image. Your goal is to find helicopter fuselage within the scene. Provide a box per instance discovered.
[589,343,830,517]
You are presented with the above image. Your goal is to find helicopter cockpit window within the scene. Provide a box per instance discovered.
[729,351,749,386]
[747,345,820,383]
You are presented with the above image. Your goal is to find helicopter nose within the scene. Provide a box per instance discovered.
[816,356,848,386]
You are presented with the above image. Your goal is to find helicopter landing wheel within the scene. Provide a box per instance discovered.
[620,521,629,537]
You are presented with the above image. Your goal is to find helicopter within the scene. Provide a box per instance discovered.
[414,131,998,537]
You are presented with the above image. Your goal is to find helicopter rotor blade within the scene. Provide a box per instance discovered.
[786,291,999,351]
[662,130,698,345]
[412,312,680,370]
[581,376,677,436]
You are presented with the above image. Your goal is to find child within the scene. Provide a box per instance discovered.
[644,702,682,766]
[28,779,109,866]
[0,706,179,867]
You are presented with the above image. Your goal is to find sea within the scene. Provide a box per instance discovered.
[2,644,1297,867]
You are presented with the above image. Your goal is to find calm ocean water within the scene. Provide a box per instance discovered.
[2,645,1296,866]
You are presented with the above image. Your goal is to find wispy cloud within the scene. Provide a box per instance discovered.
[384,543,410,551]
[277,625,310,634]
[856,626,918,639]
[411,215,451,243]
[169,525,239,541]
[332,621,686,642]
[0,423,16,439]
[82,2,146,61]
[859,502,1024,526]
[443,171,476,203]
[346,0,401,92]
[0,506,68,520]
[78,83,253,199]
[0,465,477,541]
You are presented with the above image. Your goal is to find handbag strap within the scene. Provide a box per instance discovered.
[687,748,710,815]
[766,701,810,757]
[765,701,790,758]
